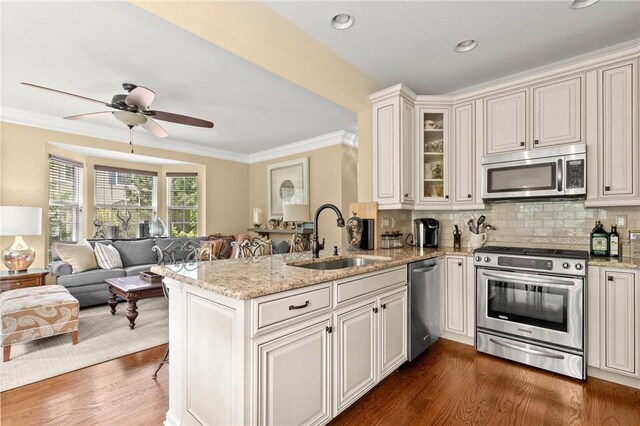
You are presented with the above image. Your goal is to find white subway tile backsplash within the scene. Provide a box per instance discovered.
[381,199,632,252]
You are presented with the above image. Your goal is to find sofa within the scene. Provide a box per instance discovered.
[50,237,205,308]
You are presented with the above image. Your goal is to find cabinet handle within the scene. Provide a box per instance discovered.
[467,194,472,199]
[404,193,409,198]
[520,142,525,146]
[607,276,614,281]
[381,303,387,310]
[604,186,611,191]
[373,307,379,313]
[289,300,310,310]
[458,262,462,266]
[326,326,333,334]
[534,139,539,145]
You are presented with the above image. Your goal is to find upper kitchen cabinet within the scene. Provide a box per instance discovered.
[371,84,417,210]
[417,106,451,205]
[453,100,484,208]
[484,90,527,155]
[484,76,584,155]
[586,59,639,207]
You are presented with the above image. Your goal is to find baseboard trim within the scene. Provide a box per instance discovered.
[440,332,475,346]
[164,410,180,426]
[587,366,640,389]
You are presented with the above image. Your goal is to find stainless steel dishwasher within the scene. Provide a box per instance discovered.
[407,258,440,361]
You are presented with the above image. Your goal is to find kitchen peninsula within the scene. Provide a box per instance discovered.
[151,247,459,426]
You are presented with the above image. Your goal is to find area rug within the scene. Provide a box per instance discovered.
[1,297,168,391]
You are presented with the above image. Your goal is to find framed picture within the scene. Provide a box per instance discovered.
[267,157,309,218]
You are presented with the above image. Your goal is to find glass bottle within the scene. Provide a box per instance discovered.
[590,220,609,257]
[609,225,619,257]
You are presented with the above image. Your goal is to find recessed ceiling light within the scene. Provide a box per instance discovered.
[454,39,479,53]
[570,0,600,9]
[331,14,355,30]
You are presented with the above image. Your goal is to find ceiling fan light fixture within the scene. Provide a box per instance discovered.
[570,0,600,9]
[454,39,479,53]
[331,13,355,30]
[113,111,147,127]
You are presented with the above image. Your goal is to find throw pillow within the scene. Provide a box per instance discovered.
[206,234,234,259]
[55,239,99,274]
[94,242,123,269]
[198,240,223,261]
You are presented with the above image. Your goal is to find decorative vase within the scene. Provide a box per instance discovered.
[150,215,167,237]
[346,212,363,251]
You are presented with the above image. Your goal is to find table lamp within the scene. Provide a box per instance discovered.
[0,206,43,272]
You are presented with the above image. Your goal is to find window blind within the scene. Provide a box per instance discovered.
[94,165,157,238]
[49,155,83,254]
[167,173,198,238]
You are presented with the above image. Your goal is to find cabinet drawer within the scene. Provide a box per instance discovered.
[255,285,331,331]
[0,278,39,291]
[336,267,406,305]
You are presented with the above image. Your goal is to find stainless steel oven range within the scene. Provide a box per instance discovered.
[474,246,589,379]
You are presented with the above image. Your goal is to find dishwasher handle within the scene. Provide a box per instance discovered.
[412,265,437,274]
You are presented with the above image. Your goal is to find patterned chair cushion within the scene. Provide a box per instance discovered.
[206,234,235,259]
[1,285,79,346]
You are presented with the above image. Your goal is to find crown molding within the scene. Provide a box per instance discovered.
[0,107,251,163]
[248,130,358,164]
[1,108,359,165]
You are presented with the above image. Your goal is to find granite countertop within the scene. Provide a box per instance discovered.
[150,246,474,300]
[588,256,640,269]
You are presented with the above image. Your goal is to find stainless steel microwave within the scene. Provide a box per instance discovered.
[481,144,586,200]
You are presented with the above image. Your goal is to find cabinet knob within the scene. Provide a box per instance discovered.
[326,326,333,334]
[404,193,409,197]
[534,139,539,145]
[373,307,379,313]
[457,262,462,266]
[467,194,472,199]
[607,276,614,281]
[445,195,449,199]
[381,303,387,310]
[604,186,611,191]
[520,142,525,146]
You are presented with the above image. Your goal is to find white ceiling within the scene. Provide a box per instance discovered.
[0,1,356,156]
[267,0,640,95]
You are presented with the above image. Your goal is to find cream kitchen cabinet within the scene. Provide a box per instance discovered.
[371,84,417,209]
[440,256,475,345]
[453,100,484,207]
[585,59,639,207]
[334,268,407,415]
[417,106,451,205]
[587,266,639,388]
[484,76,583,155]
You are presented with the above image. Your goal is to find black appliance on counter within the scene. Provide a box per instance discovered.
[360,219,375,250]
[413,218,439,248]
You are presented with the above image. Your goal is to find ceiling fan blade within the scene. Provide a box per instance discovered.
[147,110,214,128]
[64,111,113,120]
[125,86,155,109]
[22,82,110,106]
[142,117,168,138]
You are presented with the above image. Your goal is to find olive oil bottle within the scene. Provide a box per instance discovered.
[590,220,609,256]
[609,225,619,257]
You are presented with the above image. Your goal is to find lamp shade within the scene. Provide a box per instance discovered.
[283,204,309,222]
[0,206,43,236]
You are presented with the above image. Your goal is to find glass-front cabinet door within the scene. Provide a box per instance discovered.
[419,107,450,204]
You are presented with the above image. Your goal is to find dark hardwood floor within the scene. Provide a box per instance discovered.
[1,339,638,425]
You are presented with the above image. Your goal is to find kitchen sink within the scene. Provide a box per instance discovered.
[291,256,390,270]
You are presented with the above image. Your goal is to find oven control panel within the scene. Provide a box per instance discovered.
[474,254,587,276]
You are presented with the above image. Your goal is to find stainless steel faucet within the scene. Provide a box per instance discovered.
[311,204,345,258]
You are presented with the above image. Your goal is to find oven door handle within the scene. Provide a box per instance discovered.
[489,337,565,359]
[482,272,576,287]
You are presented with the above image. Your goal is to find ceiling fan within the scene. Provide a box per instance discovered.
[21,82,214,139]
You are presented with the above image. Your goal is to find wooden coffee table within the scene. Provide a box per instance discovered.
[105,276,164,330]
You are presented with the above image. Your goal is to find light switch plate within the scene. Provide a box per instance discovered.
[616,216,627,228]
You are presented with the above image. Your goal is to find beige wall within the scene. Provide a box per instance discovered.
[249,144,358,252]
[0,121,249,270]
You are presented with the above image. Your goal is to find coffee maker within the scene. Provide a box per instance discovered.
[413,218,440,248]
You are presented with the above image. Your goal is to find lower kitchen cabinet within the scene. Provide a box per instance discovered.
[441,256,475,345]
[333,286,407,415]
[587,266,639,387]
[255,316,332,426]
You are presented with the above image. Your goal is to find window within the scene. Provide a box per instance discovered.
[167,173,198,237]
[94,166,157,238]
[49,155,83,252]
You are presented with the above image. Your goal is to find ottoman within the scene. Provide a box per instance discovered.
[1,285,79,362]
